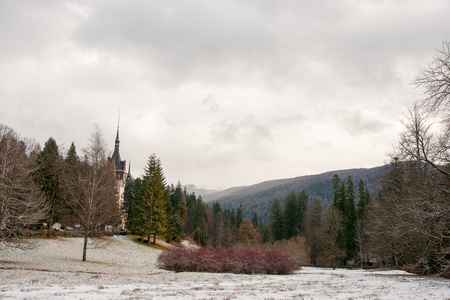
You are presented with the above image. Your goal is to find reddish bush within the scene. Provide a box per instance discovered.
[157,246,298,274]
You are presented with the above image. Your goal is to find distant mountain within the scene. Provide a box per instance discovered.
[183,184,223,197]
[202,165,389,224]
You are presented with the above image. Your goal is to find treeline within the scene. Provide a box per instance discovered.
[0,125,121,261]
[265,176,370,268]
[124,158,263,247]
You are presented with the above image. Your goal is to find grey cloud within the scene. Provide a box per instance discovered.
[340,109,389,136]
[70,0,450,93]
[202,93,220,113]
[211,116,272,146]
[1,0,450,188]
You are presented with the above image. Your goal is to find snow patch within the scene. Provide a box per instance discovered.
[1,237,449,299]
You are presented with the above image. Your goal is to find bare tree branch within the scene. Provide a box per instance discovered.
[0,125,49,249]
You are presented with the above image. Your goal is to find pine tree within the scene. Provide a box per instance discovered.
[283,191,298,239]
[131,154,169,244]
[297,189,308,233]
[164,187,174,243]
[123,175,136,229]
[251,213,259,229]
[236,204,244,229]
[356,179,369,219]
[332,175,346,212]
[230,208,236,229]
[62,142,80,227]
[170,181,184,213]
[270,198,284,242]
[344,176,357,261]
[64,142,79,175]
[34,137,64,237]
[172,194,187,242]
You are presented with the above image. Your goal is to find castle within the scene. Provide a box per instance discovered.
[110,123,131,230]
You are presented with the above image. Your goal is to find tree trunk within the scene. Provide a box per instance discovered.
[82,226,89,262]
[147,233,151,245]
[47,219,52,238]
[153,234,156,244]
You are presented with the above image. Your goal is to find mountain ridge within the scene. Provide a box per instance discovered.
[201,165,389,224]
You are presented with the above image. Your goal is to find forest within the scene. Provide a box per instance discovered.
[1,41,449,277]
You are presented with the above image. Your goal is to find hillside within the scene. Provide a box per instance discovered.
[203,165,388,224]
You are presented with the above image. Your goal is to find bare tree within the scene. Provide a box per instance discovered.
[321,206,345,268]
[353,219,366,269]
[64,125,120,261]
[397,106,450,179]
[414,40,450,114]
[0,125,48,249]
[366,108,450,275]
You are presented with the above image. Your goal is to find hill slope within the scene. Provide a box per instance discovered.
[203,165,388,224]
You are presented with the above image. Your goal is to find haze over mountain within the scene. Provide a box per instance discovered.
[183,184,223,197]
[199,165,388,224]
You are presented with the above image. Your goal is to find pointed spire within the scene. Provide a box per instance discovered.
[127,161,132,180]
[115,111,120,147]
[111,111,123,170]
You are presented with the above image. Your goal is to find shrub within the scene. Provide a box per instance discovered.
[157,245,298,274]
[273,236,310,266]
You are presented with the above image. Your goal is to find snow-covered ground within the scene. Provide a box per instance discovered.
[0,236,449,299]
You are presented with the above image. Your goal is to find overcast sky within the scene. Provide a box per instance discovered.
[1,1,449,189]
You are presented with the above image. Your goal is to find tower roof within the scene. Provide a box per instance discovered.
[111,122,125,171]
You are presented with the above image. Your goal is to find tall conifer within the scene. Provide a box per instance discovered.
[270,198,284,241]
[131,154,169,244]
[34,137,63,237]
[283,191,298,239]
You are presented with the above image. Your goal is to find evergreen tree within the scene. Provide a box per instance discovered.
[193,226,208,246]
[131,154,169,244]
[236,204,244,229]
[332,174,345,211]
[270,198,284,242]
[230,208,236,229]
[188,196,208,244]
[344,176,357,261]
[64,142,79,175]
[297,189,309,233]
[261,223,271,244]
[62,142,80,227]
[356,179,369,219]
[34,137,64,237]
[193,196,208,230]
[170,181,184,214]
[127,177,142,230]
[164,187,175,243]
[251,213,259,229]
[306,199,323,266]
[123,175,136,229]
[283,191,298,239]
[172,193,187,243]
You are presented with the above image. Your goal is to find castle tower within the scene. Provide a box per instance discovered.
[110,120,127,229]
